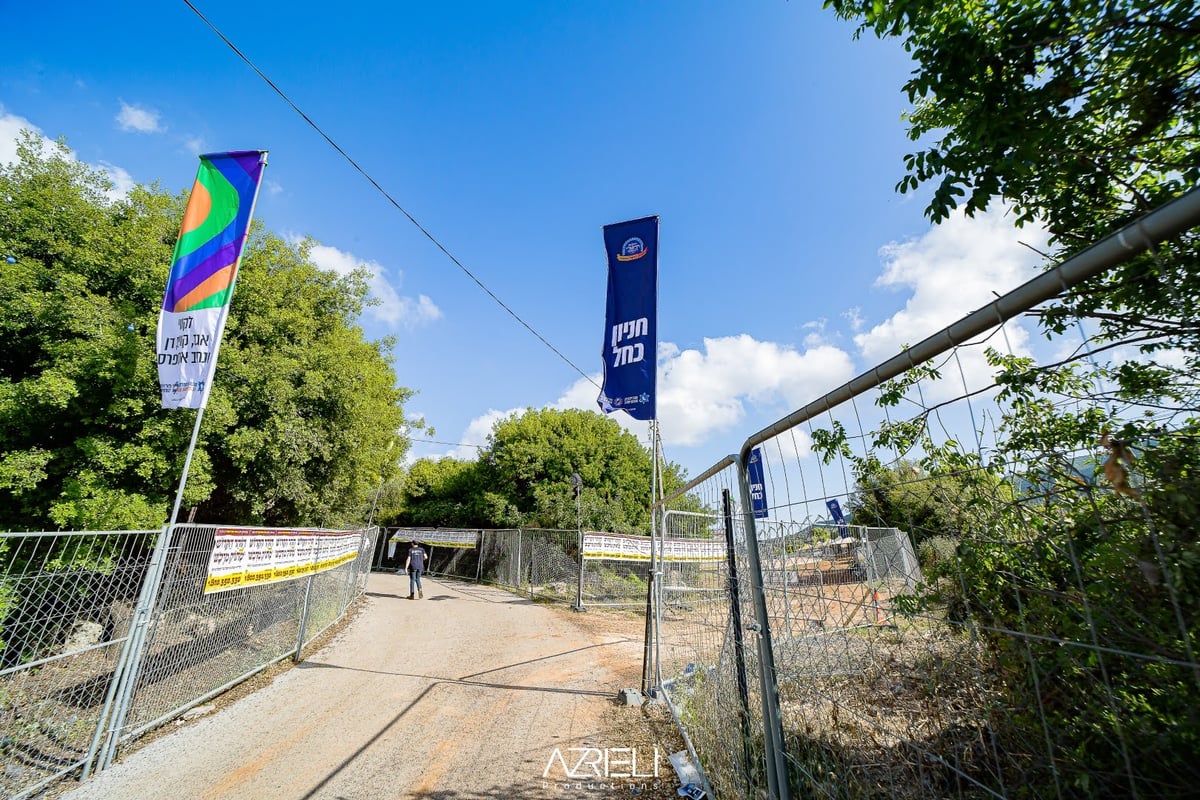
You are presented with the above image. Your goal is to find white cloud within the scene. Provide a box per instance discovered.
[306,242,441,328]
[1,110,132,201]
[442,333,856,464]
[855,208,1048,364]
[97,161,136,198]
[446,408,516,460]
[0,109,50,166]
[183,136,206,155]
[657,334,855,446]
[853,207,1046,400]
[116,101,164,134]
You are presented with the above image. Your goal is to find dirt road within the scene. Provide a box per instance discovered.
[58,572,682,800]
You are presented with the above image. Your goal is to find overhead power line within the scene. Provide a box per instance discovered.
[411,438,484,450]
[182,0,598,389]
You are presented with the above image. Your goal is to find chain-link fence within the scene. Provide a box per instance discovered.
[379,529,484,581]
[582,534,656,608]
[0,529,157,799]
[0,523,376,799]
[384,526,660,609]
[654,188,1200,798]
[655,498,759,800]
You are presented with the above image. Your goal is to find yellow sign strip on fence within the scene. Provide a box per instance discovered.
[203,528,362,594]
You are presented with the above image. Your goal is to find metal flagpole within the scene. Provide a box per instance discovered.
[640,420,658,695]
[651,421,666,694]
[100,154,272,771]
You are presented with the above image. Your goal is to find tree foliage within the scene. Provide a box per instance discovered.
[825,0,1200,391]
[807,6,1200,786]
[0,132,413,530]
[391,408,690,533]
[824,0,1199,237]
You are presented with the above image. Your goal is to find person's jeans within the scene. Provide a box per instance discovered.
[409,569,423,597]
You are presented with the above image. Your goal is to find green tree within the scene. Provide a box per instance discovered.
[824,0,1198,237]
[0,132,414,530]
[392,408,690,533]
[806,6,1199,792]
[394,456,497,528]
[193,234,412,527]
[824,0,1200,387]
[0,134,189,529]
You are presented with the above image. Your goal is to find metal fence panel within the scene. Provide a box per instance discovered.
[657,480,764,800]
[517,528,579,603]
[1,522,377,799]
[652,189,1200,798]
[581,556,650,607]
[477,529,522,589]
[0,529,159,799]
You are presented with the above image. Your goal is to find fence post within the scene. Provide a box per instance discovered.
[723,489,755,795]
[736,449,791,800]
[96,523,174,771]
[294,534,325,662]
[84,527,169,777]
[641,519,658,697]
[294,573,316,663]
[475,530,484,583]
[515,529,522,590]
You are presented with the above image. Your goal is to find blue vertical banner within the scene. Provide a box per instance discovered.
[826,498,848,534]
[747,447,769,519]
[597,215,658,421]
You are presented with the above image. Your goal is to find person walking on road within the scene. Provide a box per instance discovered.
[404,541,427,599]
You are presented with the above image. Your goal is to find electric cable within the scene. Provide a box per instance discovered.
[182,0,599,389]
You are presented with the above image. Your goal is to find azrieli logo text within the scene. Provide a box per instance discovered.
[542,746,661,779]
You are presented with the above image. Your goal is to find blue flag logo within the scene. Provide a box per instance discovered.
[597,216,658,421]
[747,447,769,519]
[826,498,848,534]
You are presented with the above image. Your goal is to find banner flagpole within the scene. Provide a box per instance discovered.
[163,151,269,526]
[596,214,659,693]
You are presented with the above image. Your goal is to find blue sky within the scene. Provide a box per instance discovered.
[2,1,1049,480]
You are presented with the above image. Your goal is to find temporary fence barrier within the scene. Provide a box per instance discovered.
[653,187,1200,798]
[384,526,719,610]
[0,523,376,799]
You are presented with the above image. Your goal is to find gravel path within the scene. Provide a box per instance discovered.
[58,572,680,800]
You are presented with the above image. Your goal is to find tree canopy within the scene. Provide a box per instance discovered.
[0,133,413,530]
[825,0,1198,237]
[825,0,1200,381]
[391,408,690,533]
[816,3,1200,792]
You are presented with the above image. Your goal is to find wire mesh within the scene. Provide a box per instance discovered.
[744,304,1200,798]
[477,529,523,589]
[582,553,651,608]
[382,528,483,581]
[652,193,1200,798]
[657,468,764,800]
[114,524,375,742]
[515,528,580,603]
[0,529,159,799]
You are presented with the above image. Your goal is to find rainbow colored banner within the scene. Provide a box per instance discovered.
[157,151,267,409]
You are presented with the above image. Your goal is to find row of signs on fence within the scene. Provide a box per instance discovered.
[204,528,362,594]
[384,530,730,563]
[583,533,726,563]
[390,530,479,549]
